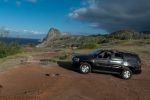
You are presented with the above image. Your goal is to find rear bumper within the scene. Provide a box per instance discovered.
[133,64,142,74]
[133,66,142,74]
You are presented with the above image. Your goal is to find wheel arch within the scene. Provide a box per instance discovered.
[121,66,133,79]
[122,66,134,73]
[80,61,93,68]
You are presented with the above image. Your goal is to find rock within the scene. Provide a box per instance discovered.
[37,28,61,47]
[44,28,61,42]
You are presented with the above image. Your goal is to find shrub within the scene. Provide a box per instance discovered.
[57,50,72,60]
[79,43,99,49]
[0,42,22,58]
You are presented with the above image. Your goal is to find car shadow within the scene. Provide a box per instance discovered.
[92,71,121,79]
[57,61,80,73]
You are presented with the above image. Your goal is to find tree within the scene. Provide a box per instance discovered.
[0,26,10,38]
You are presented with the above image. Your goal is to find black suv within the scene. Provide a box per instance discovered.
[72,49,142,79]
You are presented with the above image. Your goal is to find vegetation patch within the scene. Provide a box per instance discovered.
[79,43,99,49]
[0,42,22,58]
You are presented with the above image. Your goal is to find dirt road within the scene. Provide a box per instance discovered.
[0,51,149,100]
[0,61,149,100]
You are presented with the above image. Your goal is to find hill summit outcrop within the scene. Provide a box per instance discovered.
[37,28,61,47]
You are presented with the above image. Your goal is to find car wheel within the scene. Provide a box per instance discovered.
[80,63,91,74]
[121,67,132,80]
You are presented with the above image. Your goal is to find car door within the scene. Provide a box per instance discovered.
[94,51,111,71]
[109,53,123,72]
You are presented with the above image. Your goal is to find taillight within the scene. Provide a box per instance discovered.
[139,63,143,69]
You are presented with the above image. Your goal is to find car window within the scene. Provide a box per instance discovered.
[98,52,105,58]
[114,53,123,59]
[98,51,111,59]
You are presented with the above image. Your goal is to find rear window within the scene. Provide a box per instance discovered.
[135,55,141,63]
[125,54,141,64]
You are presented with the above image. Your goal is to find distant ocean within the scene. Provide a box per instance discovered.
[0,37,40,45]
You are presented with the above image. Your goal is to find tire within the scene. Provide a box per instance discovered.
[121,67,132,80]
[80,62,91,74]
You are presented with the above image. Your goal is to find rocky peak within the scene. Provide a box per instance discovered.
[43,28,61,42]
[37,28,62,47]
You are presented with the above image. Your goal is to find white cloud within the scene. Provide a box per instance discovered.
[5,28,44,35]
[2,0,38,6]
[30,30,44,34]
[22,29,44,34]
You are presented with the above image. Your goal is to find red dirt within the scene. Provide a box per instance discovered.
[0,62,149,100]
[33,52,58,60]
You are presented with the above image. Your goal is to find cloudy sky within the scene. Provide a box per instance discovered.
[0,0,149,38]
